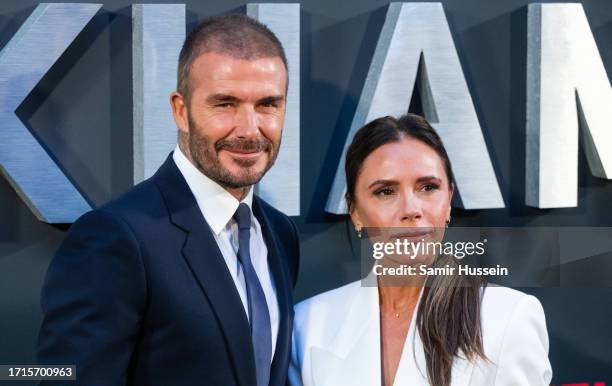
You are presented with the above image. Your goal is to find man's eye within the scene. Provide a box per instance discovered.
[216,103,234,108]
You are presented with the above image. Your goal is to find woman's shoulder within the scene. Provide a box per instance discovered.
[294,280,362,323]
[480,285,545,325]
[479,285,549,367]
[292,280,364,344]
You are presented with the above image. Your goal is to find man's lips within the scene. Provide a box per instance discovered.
[222,148,264,160]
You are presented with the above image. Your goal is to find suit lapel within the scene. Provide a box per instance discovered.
[153,155,256,386]
[252,196,294,386]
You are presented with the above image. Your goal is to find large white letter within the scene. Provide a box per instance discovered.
[248,3,301,216]
[526,4,612,208]
[132,4,185,184]
[0,4,100,223]
[325,2,504,214]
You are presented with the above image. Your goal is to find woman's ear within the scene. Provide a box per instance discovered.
[348,202,362,231]
[446,182,455,218]
[345,198,362,230]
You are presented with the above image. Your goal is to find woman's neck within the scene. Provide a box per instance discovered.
[378,283,422,313]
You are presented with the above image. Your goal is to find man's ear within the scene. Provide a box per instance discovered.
[170,91,189,135]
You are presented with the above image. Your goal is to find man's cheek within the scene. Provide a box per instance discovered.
[198,115,233,137]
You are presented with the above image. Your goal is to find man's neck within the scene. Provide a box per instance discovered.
[227,187,250,202]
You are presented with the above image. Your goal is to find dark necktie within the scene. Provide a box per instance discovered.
[233,203,272,386]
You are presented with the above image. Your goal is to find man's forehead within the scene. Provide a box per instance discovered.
[191,52,286,77]
[189,52,288,95]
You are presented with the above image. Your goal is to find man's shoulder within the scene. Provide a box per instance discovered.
[98,177,165,219]
[254,194,290,219]
[69,175,169,237]
[254,195,296,233]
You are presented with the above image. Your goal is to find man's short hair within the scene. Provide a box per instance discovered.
[177,14,288,102]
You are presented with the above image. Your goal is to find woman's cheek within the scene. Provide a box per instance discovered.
[369,206,398,228]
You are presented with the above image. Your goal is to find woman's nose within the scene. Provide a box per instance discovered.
[399,194,422,223]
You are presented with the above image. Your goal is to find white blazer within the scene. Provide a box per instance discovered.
[289,281,552,386]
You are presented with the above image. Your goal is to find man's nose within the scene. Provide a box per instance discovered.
[234,105,259,138]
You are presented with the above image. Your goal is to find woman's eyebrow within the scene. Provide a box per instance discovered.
[368,179,398,189]
[415,176,442,184]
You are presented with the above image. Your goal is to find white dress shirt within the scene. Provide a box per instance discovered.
[173,146,279,356]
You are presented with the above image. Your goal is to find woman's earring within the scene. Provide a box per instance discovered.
[356,228,362,238]
[445,217,451,228]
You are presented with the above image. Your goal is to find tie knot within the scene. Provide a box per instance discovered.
[233,203,251,230]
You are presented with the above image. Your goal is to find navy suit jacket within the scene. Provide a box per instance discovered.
[37,154,300,386]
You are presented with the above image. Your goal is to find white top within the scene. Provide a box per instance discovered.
[173,146,279,356]
[290,281,552,386]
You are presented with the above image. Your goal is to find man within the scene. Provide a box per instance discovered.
[38,14,299,386]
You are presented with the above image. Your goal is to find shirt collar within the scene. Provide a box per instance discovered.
[172,145,253,235]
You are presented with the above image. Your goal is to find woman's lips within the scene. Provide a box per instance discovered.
[390,228,433,240]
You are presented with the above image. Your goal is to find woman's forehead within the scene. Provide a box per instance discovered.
[358,138,446,182]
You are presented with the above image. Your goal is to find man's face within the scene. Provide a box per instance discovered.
[174,52,287,189]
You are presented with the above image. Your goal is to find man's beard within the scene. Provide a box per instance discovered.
[186,111,279,189]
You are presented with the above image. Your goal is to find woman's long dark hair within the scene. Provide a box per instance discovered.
[345,113,487,386]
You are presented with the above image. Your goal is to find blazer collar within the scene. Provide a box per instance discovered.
[311,278,474,386]
[172,145,254,235]
[153,154,294,386]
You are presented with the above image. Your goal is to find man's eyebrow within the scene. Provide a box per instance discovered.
[257,95,285,104]
[205,94,241,104]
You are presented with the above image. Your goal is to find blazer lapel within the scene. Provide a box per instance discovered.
[393,288,475,386]
[392,287,429,386]
[310,285,382,386]
[252,196,294,386]
[153,155,256,386]
[450,354,475,386]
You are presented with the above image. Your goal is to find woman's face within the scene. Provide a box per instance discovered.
[350,137,453,231]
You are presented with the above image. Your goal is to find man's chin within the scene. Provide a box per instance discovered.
[221,168,267,188]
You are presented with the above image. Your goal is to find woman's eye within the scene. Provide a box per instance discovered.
[421,184,440,192]
[374,188,394,196]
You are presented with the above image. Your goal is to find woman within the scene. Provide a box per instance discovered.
[289,114,552,386]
